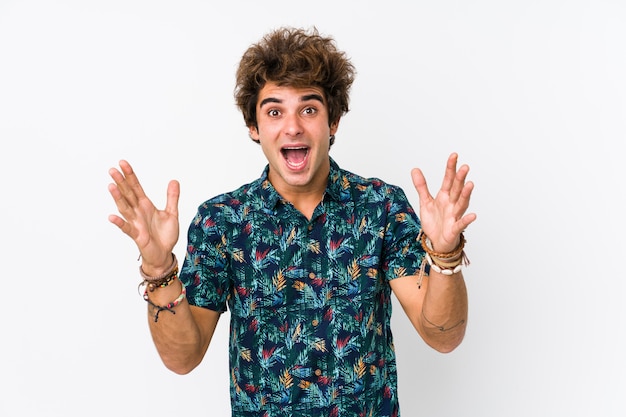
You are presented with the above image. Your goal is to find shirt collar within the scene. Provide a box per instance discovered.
[256,157,346,211]
[325,157,345,202]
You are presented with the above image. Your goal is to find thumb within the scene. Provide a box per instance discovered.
[411,168,432,204]
[165,180,180,218]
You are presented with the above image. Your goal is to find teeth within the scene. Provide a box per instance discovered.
[280,147,309,155]
[281,146,308,169]
[286,159,306,168]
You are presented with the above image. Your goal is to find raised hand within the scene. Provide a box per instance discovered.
[411,153,476,253]
[108,160,180,274]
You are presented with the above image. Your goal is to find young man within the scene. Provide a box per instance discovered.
[108,27,476,417]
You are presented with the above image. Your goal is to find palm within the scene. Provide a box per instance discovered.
[132,193,179,263]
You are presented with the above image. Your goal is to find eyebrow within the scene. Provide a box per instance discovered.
[259,94,325,108]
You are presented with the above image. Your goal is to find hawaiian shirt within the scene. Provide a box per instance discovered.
[180,158,426,417]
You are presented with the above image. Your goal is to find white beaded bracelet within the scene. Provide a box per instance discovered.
[425,253,463,275]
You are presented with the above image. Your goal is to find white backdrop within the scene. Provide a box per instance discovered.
[1,1,625,416]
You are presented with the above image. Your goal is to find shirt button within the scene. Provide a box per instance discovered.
[312,319,319,326]
[309,272,316,279]
[315,369,322,376]
[307,224,313,231]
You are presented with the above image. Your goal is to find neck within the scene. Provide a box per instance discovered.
[276,182,326,220]
[270,165,329,221]
[290,193,324,220]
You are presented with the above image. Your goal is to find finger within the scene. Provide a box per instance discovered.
[108,164,139,209]
[440,153,458,193]
[411,168,433,204]
[107,182,133,218]
[456,212,477,234]
[165,180,180,218]
[447,182,474,225]
[449,164,470,203]
[108,213,128,232]
[452,182,476,232]
[108,167,126,189]
[107,213,137,239]
[108,178,143,222]
[107,183,140,236]
[457,180,474,211]
[115,160,148,206]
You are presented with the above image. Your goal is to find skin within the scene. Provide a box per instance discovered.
[108,83,476,374]
[249,83,338,219]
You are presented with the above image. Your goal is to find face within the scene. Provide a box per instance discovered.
[249,82,339,198]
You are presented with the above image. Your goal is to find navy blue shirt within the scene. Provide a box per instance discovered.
[180,158,426,417]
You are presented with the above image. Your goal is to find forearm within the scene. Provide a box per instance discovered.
[419,270,468,353]
[145,280,211,374]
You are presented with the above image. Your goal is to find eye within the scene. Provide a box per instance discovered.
[267,109,280,117]
[302,106,318,115]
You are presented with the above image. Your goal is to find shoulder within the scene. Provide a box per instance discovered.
[338,166,408,205]
[200,179,259,208]
[193,177,265,226]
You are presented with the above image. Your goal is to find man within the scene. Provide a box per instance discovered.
[108,27,476,417]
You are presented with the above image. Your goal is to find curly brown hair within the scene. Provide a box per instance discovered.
[234,27,356,142]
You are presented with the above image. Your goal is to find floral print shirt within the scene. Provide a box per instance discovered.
[180,158,426,417]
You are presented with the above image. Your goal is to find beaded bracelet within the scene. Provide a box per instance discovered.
[143,280,187,322]
[142,267,179,293]
[425,253,463,275]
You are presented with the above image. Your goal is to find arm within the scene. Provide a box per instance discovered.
[390,271,467,353]
[390,153,476,353]
[108,160,218,373]
[147,283,221,374]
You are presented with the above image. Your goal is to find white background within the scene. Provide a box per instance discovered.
[1,0,625,416]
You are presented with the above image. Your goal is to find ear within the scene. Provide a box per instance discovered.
[248,125,260,142]
[330,118,340,135]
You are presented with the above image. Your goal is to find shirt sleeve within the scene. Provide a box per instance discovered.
[178,202,231,313]
[381,185,428,280]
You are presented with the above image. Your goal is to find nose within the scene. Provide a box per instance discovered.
[284,112,303,137]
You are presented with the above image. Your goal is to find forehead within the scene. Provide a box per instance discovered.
[257,82,326,105]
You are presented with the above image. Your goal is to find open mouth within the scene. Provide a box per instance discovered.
[281,146,309,169]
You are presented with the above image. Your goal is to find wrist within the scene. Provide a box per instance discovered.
[430,238,460,254]
[419,231,469,275]
[420,233,465,260]
[140,253,177,278]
